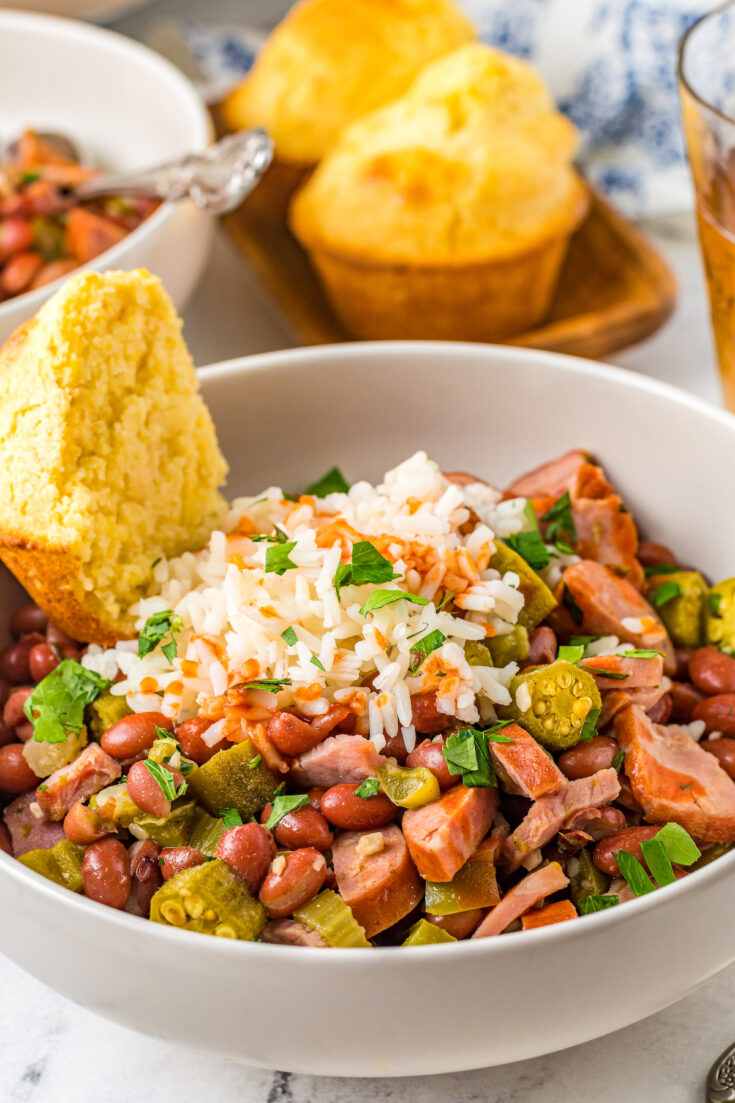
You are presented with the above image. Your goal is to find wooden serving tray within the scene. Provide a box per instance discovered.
[221,184,677,359]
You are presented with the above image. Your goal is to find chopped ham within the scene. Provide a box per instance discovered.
[615,706,735,841]
[503,768,621,869]
[580,653,664,691]
[36,743,121,821]
[488,723,565,799]
[571,497,643,590]
[262,919,328,947]
[599,684,668,728]
[504,450,590,500]
[3,792,65,856]
[472,862,570,938]
[571,463,615,500]
[559,560,675,675]
[521,898,577,929]
[289,734,383,788]
[402,785,496,882]
[332,825,423,938]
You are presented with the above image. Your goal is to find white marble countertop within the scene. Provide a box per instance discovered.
[0,214,729,1103]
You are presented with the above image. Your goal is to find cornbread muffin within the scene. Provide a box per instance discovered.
[0,270,227,645]
[222,0,474,219]
[289,44,590,340]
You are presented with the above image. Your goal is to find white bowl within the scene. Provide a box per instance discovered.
[0,11,213,343]
[1,342,735,1078]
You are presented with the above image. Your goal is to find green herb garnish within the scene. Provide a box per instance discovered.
[651,580,681,607]
[622,649,662,659]
[265,793,310,830]
[652,822,701,866]
[579,894,619,914]
[355,778,380,799]
[557,643,585,664]
[334,541,399,599]
[640,838,676,887]
[409,629,446,672]
[613,750,625,772]
[643,563,679,578]
[219,807,243,830]
[502,531,550,572]
[436,589,457,612]
[710,592,723,616]
[248,754,262,770]
[541,491,577,545]
[24,659,111,744]
[252,526,290,544]
[265,540,298,575]
[305,466,350,497]
[359,589,430,616]
[562,585,584,625]
[581,665,630,681]
[616,849,656,896]
[310,655,325,671]
[441,729,497,788]
[237,678,292,693]
[138,609,183,662]
[579,706,601,742]
[142,760,187,803]
[281,627,298,646]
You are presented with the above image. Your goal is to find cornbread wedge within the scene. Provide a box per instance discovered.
[0,269,227,645]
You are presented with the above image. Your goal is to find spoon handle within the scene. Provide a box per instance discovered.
[707,1041,735,1102]
[74,129,273,215]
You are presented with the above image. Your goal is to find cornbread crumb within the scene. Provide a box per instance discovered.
[0,269,227,644]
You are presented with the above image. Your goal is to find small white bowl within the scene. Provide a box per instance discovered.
[2,342,735,1077]
[0,11,213,343]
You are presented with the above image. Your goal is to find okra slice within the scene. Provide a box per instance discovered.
[18,839,85,892]
[188,808,226,856]
[424,846,499,915]
[704,578,735,653]
[403,919,456,946]
[489,542,556,629]
[86,692,132,739]
[567,847,608,907]
[377,763,440,809]
[150,858,266,939]
[647,569,707,648]
[188,738,278,819]
[293,889,371,948]
[486,625,529,667]
[499,660,601,751]
[464,640,494,667]
[134,800,197,847]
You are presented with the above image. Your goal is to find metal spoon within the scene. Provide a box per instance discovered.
[707,1040,735,1101]
[2,129,274,216]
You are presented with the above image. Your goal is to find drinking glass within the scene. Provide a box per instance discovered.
[679,1,735,410]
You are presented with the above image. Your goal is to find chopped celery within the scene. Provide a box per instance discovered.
[377,763,440,809]
[293,890,371,948]
[133,800,197,846]
[403,919,456,946]
[86,692,132,739]
[424,847,499,914]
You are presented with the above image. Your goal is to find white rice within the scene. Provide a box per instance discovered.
[83,453,530,746]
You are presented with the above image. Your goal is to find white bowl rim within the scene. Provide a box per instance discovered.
[0,8,212,322]
[3,339,735,961]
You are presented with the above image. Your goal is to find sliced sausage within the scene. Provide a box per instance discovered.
[560,560,675,674]
[615,705,735,842]
[2,791,65,857]
[472,862,570,938]
[503,768,621,870]
[579,653,664,690]
[35,743,121,821]
[332,824,423,938]
[402,784,496,882]
[487,723,565,799]
[598,684,668,729]
[261,918,328,947]
[571,497,643,590]
[289,733,383,789]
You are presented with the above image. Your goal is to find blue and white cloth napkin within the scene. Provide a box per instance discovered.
[172,0,711,220]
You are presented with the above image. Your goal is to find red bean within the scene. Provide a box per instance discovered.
[0,677,10,711]
[175,716,226,764]
[320,782,396,830]
[593,826,661,876]
[127,839,163,914]
[126,759,183,818]
[380,730,409,764]
[689,647,735,695]
[29,643,61,682]
[425,909,484,939]
[258,848,326,918]
[0,822,11,855]
[10,603,47,637]
[0,744,37,794]
[406,738,457,789]
[525,626,558,667]
[160,846,206,882]
[646,693,672,724]
[267,710,325,756]
[0,251,42,295]
[700,737,735,780]
[309,704,354,737]
[3,688,31,728]
[215,823,275,894]
[636,542,677,570]
[306,787,326,812]
[15,722,34,743]
[0,218,33,261]
[669,681,705,723]
[101,712,173,760]
[82,838,131,909]
[411,692,449,734]
[272,807,334,852]
[558,735,618,781]
[0,634,45,683]
[692,694,735,735]
[46,623,78,655]
[0,720,15,748]
[675,647,695,680]
[63,800,110,845]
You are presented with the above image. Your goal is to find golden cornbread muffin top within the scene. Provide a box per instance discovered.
[222,0,474,165]
[0,269,227,643]
[290,43,588,265]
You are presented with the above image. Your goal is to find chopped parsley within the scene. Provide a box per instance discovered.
[622,649,662,659]
[502,531,550,572]
[355,778,380,799]
[710,592,723,616]
[237,678,292,693]
[310,655,325,671]
[251,525,290,544]
[304,466,350,497]
[579,706,601,742]
[554,539,576,555]
[151,557,162,569]
[24,659,111,744]
[281,626,298,646]
[650,580,681,608]
[581,665,630,681]
[579,894,619,914]
[248,754,262,770]
[334,541,399,599]
[409,629,446,673]
[219,807,243,830]
[441,729,498,788]
[541,491,577,545]
[436,589,457,612]
[640,838,676,887]
[562,585,584,625]
[265,793,310,830]
[616,849,655,896]
[570,635,598,647]
[643,563,679,578]
[653,822,701,866]
[557,643,585,664]
[264,540,298,575]
[523,499,540,531]
[359,589,430,616]
[613,750,625,772]
[138,609,183,662]
[142,760,187,803]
